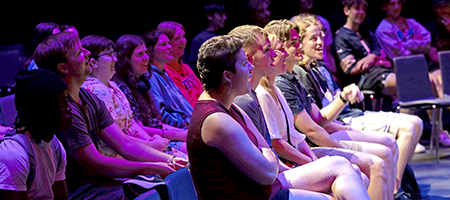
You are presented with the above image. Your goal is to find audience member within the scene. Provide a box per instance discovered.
[143,30,193,129]
[293,13,425,197]
[231,25,277,148]
[157,21,203,108]
[376,0,450,146]
[187,3,227,71]
[334,0,396,100]
[433,0,450,51]
[111,34,188,155]
[265,19,397,200]
[188,34,371,200]
[25,21,60,71]
[80,35,187,157]
[61,24,79,36]
[36,32,187,199]
[247,0,272,27]
[292,0,340,86]
[0,69,70,199]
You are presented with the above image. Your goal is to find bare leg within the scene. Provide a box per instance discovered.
[278,156,370,200]
[288,189,335,200]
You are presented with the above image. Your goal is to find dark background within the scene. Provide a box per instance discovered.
[0,0,437,53]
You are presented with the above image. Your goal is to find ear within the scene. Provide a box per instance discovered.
[246,52,254,64]
[343,7,349,16]
[89,58,98,69]
[222,70,231,83]
[57,63,69,74]
[206,14,213,21]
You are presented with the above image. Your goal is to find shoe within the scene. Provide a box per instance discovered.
[414,143,426,153]
[439,130,450,147]
[394,191,412,200]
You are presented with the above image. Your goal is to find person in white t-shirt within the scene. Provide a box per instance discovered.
[0,69,72,199]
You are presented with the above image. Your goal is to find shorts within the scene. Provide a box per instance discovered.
[342,110,401,137]
[311,146,358,161]
[359,65,393,93]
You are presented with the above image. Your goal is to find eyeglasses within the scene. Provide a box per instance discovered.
[95,51,116,58]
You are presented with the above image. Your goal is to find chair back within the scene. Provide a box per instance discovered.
[393,54,434,102]
[164,167,197,200]
[438,50,450,96]
[0,94,17,127]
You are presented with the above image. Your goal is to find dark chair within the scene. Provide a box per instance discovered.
[439,50,450,96]
[394,54,450,164]
[165,167,197,200]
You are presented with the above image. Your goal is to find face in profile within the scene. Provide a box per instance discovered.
[250,36,276,77]
[171,27,187,59]
[130,44,150,76]
[153,34,173,64]
[65,40,91,78]
[230,49,253,95]
[209,12,227,29]
[269,35,289,75]
[56,90,73,131]
[301,25,324,62]
[284,28,302,64]
[93,47,117,81]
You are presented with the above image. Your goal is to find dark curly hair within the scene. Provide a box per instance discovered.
[113,34,161,126]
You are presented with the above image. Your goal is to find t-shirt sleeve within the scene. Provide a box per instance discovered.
[94,94,116,131]
[54,138,67,182]
[0,140,29,191]
[256,90,282,140]
[334,34,358,74]
[275,79,305,116]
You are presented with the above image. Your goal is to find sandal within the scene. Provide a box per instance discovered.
[439,130,450,147]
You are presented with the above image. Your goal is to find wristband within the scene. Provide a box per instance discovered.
[339,94,348,104]
[168,156,176,164]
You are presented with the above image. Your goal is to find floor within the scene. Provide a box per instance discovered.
[409,143,450,199]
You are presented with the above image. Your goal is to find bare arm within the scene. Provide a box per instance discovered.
[136,120,187,142]
[293,109,343,148]
[52,180,68,200]
[99,123,175,163]
[271,138,313,165]
[202,113,278,185]
[73,142,177,178]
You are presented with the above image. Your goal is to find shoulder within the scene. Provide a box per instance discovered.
[0,137,29,169]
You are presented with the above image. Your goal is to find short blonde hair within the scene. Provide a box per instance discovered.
[228,25,268,55]
[264,19,298,43]
[291,13,321,42]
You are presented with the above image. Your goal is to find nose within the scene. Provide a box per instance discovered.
[283,49,289,57]
[247,62,255,71]
[83,48,91,57]
[143,52,149,60]
[270,49,277,58]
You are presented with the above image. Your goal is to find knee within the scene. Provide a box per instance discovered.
[383,134,398,156]
[376,145,395,164]
[398,121,416,140]
[369,155,388,176]
[410,115,424,133]
[326,156,354,173]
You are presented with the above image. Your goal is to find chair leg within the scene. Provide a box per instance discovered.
[430,107,436,153]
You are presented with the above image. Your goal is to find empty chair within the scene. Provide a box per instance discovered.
[165,167,197,200]
[438,50,450,96]
[394,54,450,163]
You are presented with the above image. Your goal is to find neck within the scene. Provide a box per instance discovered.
[264,75,276,88]
[152,61,165,71]
[170,56,182,64]
[206,23,219,32]
[201,88,235,110]
[344,20,360,32]
[385,15,402,24]
[92,73,110,87]
[249,72,263,90]
[286,60,296,74]
[65,76,84,104]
